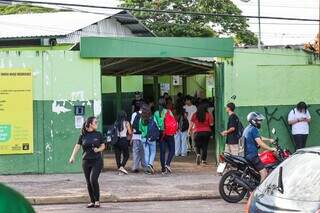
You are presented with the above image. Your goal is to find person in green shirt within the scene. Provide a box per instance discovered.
[0,183,35,213]
[154,97,176,174]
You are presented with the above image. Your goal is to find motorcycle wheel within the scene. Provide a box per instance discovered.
[219,170,248,203]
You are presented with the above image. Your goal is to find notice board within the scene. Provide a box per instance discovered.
[0,68,33,154]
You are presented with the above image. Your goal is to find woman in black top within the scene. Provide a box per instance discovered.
[69,116,106,208]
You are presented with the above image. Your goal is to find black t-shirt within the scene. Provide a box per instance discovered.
[226,114,239,145]
[77,131,105,160]
[132,98,143,112]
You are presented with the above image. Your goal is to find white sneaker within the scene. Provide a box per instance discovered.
[119,167,128,175]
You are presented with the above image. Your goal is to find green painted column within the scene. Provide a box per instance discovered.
[153,76,159,105]
[116,76,122,113]
[182,76,187,96]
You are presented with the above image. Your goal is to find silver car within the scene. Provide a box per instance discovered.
[246,147,320,213]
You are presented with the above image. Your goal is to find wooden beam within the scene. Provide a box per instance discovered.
[169,58,213,70]
[115,59,161,75]
[102,58,131,69]
[152,64,187,75]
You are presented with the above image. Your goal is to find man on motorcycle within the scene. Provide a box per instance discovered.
[243,112,277,182]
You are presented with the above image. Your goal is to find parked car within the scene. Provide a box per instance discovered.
[246,146,320,213]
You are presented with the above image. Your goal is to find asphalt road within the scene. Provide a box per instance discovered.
[34,199,246,213]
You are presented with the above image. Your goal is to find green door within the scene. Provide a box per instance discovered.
[214,62,225,160]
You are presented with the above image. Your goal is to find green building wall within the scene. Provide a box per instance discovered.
[0,50,101,174]
[217,48,320,155]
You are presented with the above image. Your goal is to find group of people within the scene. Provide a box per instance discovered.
[69,92,214,208]
[221,101,311,182]
[115,92,215,175]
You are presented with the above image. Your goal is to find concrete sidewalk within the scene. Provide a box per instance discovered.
[0,168,221,205]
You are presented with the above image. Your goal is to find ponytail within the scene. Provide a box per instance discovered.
[81,116,96,136]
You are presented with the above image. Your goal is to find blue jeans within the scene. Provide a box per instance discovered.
[174,131,188,156]
[142,139,156,166]
[160,135,175,170]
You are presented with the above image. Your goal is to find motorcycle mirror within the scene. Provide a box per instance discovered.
[272,128,276,135]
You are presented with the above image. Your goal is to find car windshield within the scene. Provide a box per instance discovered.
[258,152,320,202]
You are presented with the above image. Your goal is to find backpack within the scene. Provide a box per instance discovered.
[164,110,178,136]
[132,112,141,134]
[106,123,119,145]
[179,115,189,132]
[235,116,244,140]
[147,119,160,142]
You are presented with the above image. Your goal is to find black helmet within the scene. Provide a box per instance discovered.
[247,112,265,129]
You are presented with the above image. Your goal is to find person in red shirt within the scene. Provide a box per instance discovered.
[188,103,214,165]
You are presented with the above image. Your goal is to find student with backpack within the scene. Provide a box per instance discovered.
[113,111,132,175]
[154,97,178,174]
[174,102,189,157]
[131,103,145,173]
[221,102,243,156]
[139,104,159,174]
[188,103,214,165]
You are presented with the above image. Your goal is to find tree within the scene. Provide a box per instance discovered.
[121,0,258,45]
[0,4,57,15]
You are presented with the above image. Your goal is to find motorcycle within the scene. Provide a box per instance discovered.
[217,129,291,203]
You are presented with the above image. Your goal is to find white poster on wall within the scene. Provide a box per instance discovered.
[75,116,84,129]
[160,83,170,95]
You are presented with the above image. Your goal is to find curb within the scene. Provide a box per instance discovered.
[28,193,221,205]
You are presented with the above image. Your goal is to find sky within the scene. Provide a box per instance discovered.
[22,0,319,45]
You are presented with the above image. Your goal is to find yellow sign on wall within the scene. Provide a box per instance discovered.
[0,68,33,154]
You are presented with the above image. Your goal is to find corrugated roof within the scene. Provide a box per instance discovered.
[0,10,131,39]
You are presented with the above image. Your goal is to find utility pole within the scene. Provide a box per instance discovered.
[318,0,320,54]
[258,0,262,49]
[240,0,262,49]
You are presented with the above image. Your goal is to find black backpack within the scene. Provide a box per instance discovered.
[147,119,160,142]
[235,116,244,140]
[106,123,119,145]
[179,115,189,132]
[132,112,141,134]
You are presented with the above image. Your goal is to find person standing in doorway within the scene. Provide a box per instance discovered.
[132,91,143,113]
[114,111,132,175]
[288,101,311,151]
[131,103,145,173]
[154,97,177,174]
[184,95,197,152]
[174,102,189,157]
[188,103,214,165]
[69,117,106,208]
[140,104,159,174]
[221,102,241,156]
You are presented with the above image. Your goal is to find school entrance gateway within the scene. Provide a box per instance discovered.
[80,36,234,165]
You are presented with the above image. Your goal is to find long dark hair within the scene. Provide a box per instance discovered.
[81,116,96,135]
[141,104,151,125]
[115,111,127,132]
[297,101,308,113]
[158,97,167,117]
[196,103,208,123]
[175,100,184,117]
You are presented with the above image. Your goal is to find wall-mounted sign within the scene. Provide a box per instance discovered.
[0,68,33,155]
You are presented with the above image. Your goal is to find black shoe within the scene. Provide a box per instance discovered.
[132,169,139,173]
